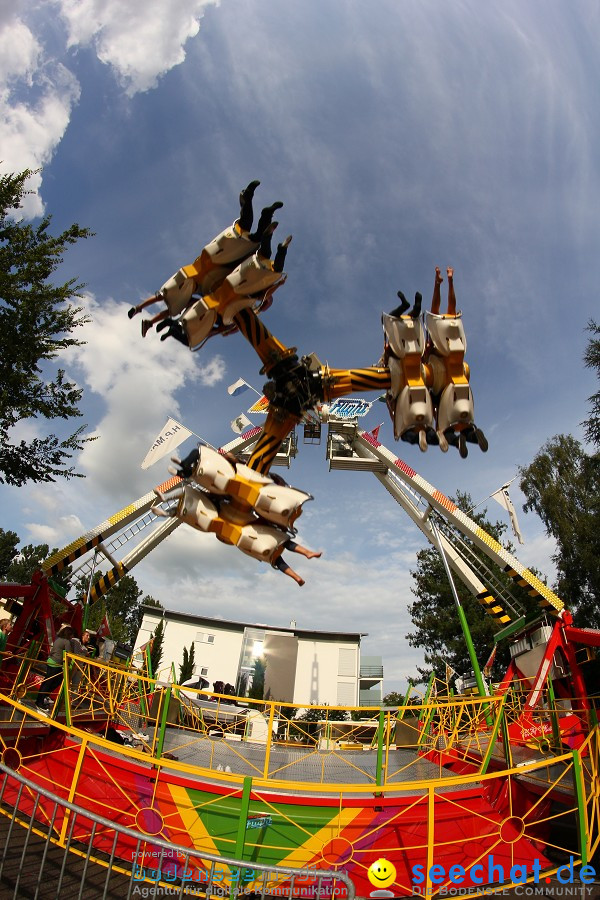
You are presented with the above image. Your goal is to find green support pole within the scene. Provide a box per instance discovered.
[417,673,436,748]
[545,677,562,749]
[571,749,588,865]
[155,685,171,759]
[235,777,253,859]
[431,522,488,703]
[375,708,386,786]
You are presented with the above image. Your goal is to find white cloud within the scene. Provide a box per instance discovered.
[64,293,226,499]
[0,8,80,218]
[57,0,219,95]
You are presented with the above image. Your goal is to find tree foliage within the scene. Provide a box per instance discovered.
[406,493,538,679]
[179,642,196,682]
[519,435,600,626]
[518,322,600,627]
[248,657,266,700]
[583,319,600,448]
[0,169,94,486]
[0,528,19,579]
[75,572,161,645]
[150,619,165,677]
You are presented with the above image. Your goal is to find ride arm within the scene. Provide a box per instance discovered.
[42,475,183,577]
[350,427,564,618]
[87,517,182,605]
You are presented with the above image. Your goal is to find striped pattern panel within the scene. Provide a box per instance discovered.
[248,412,299,474]
[43,476,183,575]
[233,308,289,373]
[89,563,128,604]
[476,590,511,625]
[357,430,565,615]
[325,368,391,399]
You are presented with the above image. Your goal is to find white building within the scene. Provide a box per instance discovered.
[135,606,383,707]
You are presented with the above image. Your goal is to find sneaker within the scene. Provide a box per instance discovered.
[36,706,49,717]
[128,306,137,319]
[134,732,150,741]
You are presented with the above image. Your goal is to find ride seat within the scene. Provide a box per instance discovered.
[425,311,467,356]
[159,269,196,317]
[235,523,289,561]
[178,487,218,532]
[253,485,313,529]
[382,313,426,360]
[190,446,236,495]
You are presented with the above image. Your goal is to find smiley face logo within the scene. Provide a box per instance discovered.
[368,857,396,889]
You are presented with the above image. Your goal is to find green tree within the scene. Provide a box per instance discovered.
[583,319,600,447]
[248,657,266,700]
[519,435,600,627]
[518,322,600,628]
[76,573,161,645]
[0,169,93,486]
[382,691,406,707]
[150,619,165,677]
[3,541,71,593]
[179,642,196,682]
[406,493,537,679]
[0,528,19,579]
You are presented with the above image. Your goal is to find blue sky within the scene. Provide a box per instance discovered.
[1,0,598,694]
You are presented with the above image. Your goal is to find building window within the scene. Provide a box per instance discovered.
[338,647,356,677]
[337,682,356,706]
[195,632,215,644]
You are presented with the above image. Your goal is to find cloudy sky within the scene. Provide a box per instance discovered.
[1,0,598,694]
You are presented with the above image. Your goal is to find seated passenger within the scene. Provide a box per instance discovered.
[382,290,437,452]
[129,180,283,336]
[424,267,488,457]
[158,231,292,350]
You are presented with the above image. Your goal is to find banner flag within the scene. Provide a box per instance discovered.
[231,413,252,434]
[491,484,524,544]
[141,418,193,470]
[247,395,270,414]
[228,378,250,397]
[97,613,112,639]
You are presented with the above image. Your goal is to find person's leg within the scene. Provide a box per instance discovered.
[446,267,456,316]
[251,202,283,241]
[273,236,292,273]
[159,322,189,346]
[36,667,62,708]
[128,293,160,318]
[431,267,443,315]
[273,552,305,586]
[389,290,410,318]
[286,540,321,560]
[410,291,423,318]
[237,180,261,232]
[258,220,280,260]
[141,308,170,337]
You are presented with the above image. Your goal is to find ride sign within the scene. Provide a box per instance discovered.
[328,399,372,419]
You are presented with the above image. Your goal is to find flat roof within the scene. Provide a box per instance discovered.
[141,605,366,642]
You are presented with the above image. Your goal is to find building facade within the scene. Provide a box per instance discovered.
[135,607,383,707]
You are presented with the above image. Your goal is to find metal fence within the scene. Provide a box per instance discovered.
[0,761,355,900]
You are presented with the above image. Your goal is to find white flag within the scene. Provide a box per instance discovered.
[141,418,193,470]
[228,378,250,397]
[231,413,252,434]
[491,485,524,544]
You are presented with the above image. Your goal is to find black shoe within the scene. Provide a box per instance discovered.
[458,433,468,458]
[239,180,260,206]
[128,307,137,319]
[410,292,423,318]
[444,428,459,448]
[401,430,419,445]
[390,291,410,318]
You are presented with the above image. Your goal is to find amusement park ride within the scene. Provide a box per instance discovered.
[0,182,598,897]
